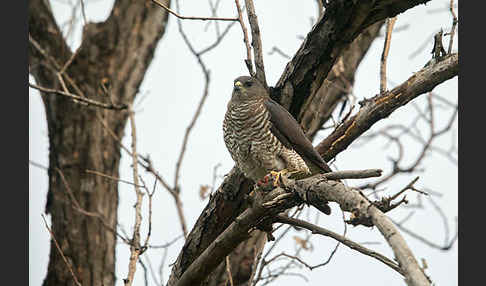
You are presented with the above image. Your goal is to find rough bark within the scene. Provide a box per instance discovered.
[272,0,431,119]
[204,20,385,286]
[28,1,171,285]
[300,20,385,139]
[167,1,434,286]
[316,53,459,160]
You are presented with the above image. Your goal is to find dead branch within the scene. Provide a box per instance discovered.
[316,53,458,160]
[152,0,238,21]
[322,169,382,180]
[234,0,255,76]
[123,105,145,286]
[174,171,431,286]
[447,0,458,54]
[276,215,405,276]
[274,0,431,118]
[29,82,127,110]
[244,0,267,87]
[380,17,397,93]
[41,215,82,286]
[85,169,145,188]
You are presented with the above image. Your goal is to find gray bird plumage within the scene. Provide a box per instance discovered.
[223,76,333,183]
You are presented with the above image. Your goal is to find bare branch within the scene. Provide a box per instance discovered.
[322,169,382,180]
[29,82,128,110]
[244,0,267,87]
[79,0,87,25]
[85,169,145,188]
[41,215,82,286]
[234,0,255,76]
[124,105,144,286]
[175,172,431,286]
[152,0,238,21]
[316,53,458,161]
[380,17,397,93]
[276,215,405,276]
[447,0,458,54]
[225,256,234,286]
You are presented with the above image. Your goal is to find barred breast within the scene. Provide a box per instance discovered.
[223,99,310,182]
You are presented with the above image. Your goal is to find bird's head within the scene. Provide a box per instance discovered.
[231,76,267,102]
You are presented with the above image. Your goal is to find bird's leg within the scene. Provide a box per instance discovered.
[256,175,271,187]
[267,169,301,187]
[257,169,300,190]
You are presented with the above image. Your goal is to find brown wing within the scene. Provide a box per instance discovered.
[264,98,332,173]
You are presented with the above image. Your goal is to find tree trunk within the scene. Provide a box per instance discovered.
[168,0,432,284]
[28,1,171,285]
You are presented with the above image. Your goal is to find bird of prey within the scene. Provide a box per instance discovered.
[223,75,333,188]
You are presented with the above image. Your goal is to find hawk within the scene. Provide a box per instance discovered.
[223,75,333,189]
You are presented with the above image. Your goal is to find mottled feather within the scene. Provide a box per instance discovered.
[264,99,333,173]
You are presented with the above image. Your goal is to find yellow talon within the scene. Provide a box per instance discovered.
[269,170,282,187]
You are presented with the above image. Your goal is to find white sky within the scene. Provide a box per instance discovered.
[29,1,458,285]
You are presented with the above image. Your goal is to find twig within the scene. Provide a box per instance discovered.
[29,82,127,110]
[79,0,87,25]
[149,234,184,249]
[197,21,237,56]
[55,167,131,245]
[388,176,422,202]
[124,105,144,286]
[322,169,382,180]
[138,258,150,286]
[380,17,397,94]
[234,0,255,76]
[29,160,48,170]
[170,0,231,238]
[141,176,156,253]
[447,0,458,54]
[393,217,458,251]
[85,169,145,188]
[225,256,234,286]
[268,46,291,59]
[41,214,82,286]
[276,215,405,276]
[142,254,163,286]
[152,0,238,21]
[316,53,458,162]
[244,0,267,87]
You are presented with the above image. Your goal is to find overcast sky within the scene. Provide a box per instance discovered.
[29,1,458,285]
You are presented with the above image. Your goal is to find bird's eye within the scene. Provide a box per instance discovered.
[245,81,253,87]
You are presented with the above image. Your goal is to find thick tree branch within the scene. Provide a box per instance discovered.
[273,0,431,118]
[28,0,72,71]
[175,173,431,286]
[316,53,458,160]
[299,21,384,137]
[168,2,438,285]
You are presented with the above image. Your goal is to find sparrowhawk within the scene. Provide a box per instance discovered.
[223,76,333,187]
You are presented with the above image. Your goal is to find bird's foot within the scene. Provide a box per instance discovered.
[269,170,283,187]
[268,169,299,187]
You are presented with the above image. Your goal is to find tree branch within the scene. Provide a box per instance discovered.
[275,215,405,276]
[273,0,431,118]
[316,53,458,160]
[167,2,439,285]
[174,173,431,286]
[152,0,238,21]
[244,0,267,87]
